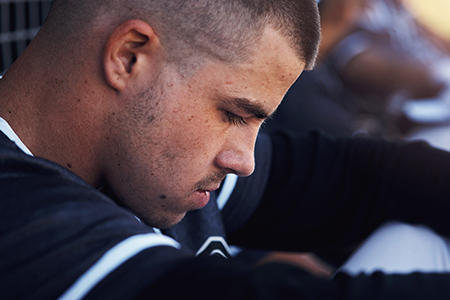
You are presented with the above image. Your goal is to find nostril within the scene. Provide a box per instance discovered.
[214,151,254,177]
[240,158,255,177]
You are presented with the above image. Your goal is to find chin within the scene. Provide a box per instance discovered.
[140,211,187,230]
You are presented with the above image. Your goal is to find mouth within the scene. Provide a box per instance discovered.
[202,181,222,193]
[193,190,211,208]
[193,182,222,208]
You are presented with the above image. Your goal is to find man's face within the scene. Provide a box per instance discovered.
[106,28,305,228]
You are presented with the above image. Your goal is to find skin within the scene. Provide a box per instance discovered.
[103,23,304,228]
[0,20,303,229]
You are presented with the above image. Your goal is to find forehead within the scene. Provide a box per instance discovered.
[241,27,304,99]
[196,27,305,115]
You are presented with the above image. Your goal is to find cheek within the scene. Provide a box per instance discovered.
[180,113,215,145]
[174,116,223,173]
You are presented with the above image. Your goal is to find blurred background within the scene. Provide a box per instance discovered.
[405,0,450,40]
[0,0,53,75]
[261,0,450,151]
[2,0,450,149]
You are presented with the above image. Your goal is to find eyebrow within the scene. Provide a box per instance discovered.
[220,96,272,120]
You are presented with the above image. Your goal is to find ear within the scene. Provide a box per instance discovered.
[103,20,163,91]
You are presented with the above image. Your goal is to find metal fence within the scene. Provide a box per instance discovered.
[0,0,53,75]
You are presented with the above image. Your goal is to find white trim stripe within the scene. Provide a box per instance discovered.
[58,233,180,300]
[216,174,238,211]
[0,117,33,156]
[195,236,232,257]
[210,249,228,259]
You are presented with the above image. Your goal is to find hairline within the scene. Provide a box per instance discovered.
[42,0,318,74]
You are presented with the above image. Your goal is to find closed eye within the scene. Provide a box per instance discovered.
[225,111,247,127]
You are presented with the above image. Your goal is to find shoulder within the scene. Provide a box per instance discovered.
[0,136,178,298]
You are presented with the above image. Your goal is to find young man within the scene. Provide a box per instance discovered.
[1,0,450,299]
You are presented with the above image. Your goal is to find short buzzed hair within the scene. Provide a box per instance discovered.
[43,0,320,70]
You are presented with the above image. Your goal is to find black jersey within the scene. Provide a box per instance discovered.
[2,130,450,299]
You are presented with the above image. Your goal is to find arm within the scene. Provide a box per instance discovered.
[80,131,450,298]
[140,255,450,300]
[228,130,450,253]
[341,44,445,99]
[66,131,450,299]
[7,133,450,299]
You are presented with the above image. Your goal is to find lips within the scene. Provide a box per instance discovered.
[193,182,221,208]
[194,190,211,208]
[198,181,221,193]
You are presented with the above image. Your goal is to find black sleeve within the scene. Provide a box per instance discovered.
[228,130,450,253]
[6,133,450,299]
[137,255,450,300]
[131,130,450,299]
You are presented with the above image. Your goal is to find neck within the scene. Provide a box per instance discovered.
[0,40,109,187]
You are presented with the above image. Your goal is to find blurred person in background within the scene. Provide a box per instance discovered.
[261,0,450,274]
[329,0,450,137]
[266,0,450,139]
[264,0,369,137]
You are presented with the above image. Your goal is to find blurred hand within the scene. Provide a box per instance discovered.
[343,48,447,99]
[321,0,367,28]
[318,0,368,59]
[255,251,335,278]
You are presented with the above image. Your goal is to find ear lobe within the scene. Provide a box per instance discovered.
[103,20,161,91]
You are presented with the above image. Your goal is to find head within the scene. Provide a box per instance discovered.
[38,0,320,228]
[42,0,320,71]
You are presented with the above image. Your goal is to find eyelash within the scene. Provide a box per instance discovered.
[226,112,247,127]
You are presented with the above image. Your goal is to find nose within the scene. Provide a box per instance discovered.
[214,134,256,177]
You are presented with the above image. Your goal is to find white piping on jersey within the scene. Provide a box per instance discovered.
[195,236,232,257]
[0,117,33,156]
[58,233,180,300]
[216,174,238,211]
[210,249,229,259]
[230,245,243,257]
[153,227,162,235]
